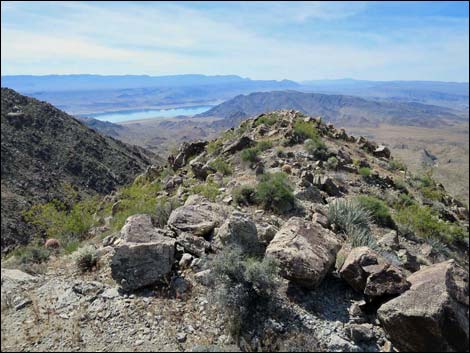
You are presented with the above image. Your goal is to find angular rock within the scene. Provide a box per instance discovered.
[190,161,216,180]
[312,175,342,197]
[172,140,207,169]
[222,136,255,154]
[397,249,420,273]
[266,217,340,288]
[214,212,260,254]
[294,185,324,204]
[362,263,410,297]
[167,197,227,237]
[378,260,469,352]
[373,145,391,159]
[111,238,176,291]
[176,232,210,257]
[377,230,399,251]
[256,222,278,244]
[339,247,380,293]
[119,214,172,243]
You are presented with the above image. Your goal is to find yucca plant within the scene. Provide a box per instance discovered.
[328,198,372,232]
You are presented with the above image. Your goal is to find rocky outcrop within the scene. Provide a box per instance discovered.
[167,196,227,237]
[266,217,340,288]
[214,212,260,254]
[339,247,410,298]
[222,136,255,154]
[172,140,207,169]
[378,260,469,352]
[119,214,173,243]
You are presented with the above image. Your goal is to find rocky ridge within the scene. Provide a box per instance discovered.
[2,110,469,352]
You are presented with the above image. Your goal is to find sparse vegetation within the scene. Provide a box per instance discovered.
[293,120,320,141]
[356,195,395,228]
[240,147,259,163]
[256,140,273,152]
[190,181,220,202]
[155,196,181,228]
[388,159,407,172]
[209,157,233,175]
[254,113,279,127]
[207,139,223,155]
[75,245,98,272]
[324,156,339,170]
[358,167,371,178]
[394,204,467,244]
[255,172,295,213]
[211,245,280,341]
[232,185,256,206]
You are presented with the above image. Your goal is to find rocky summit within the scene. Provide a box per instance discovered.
[1,109,469,352]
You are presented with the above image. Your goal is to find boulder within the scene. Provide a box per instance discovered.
[172,140,207,169]
[222,136,255,154]
[266,217,340,288]
[312,175,342,197]
[190,161,216,180]
[214,212,260,254]
[339,247,380,293]
[373,145,391,159]
[176,232,210,257]
[111,237,176,291]
[378,260,469,352]
[377,230,399,251]
[167,197,227,237]
[119,214,173,243]
[294,185,324,204]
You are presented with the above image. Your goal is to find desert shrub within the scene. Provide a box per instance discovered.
[275,146,285,157]
[254,113,279,127]
[211,246,280,341]
[190,181,220,202]
[394,178,409,193]
[256,140,273,152]
[356,195,395,228]
[155,197,181,228]
[111,181,162,231]
[388,159,407,172]
[14,245,51,265]
[325,156,339,170]
[394,204,467,243]
[207,139,223,155]
[209,157,233,175]
[345,224,378,249]
[75,245,98,273]
[293,120,319,141]
[240,147,259,163]
[160,166,175,179]
[232,185,256,206]
[255,172,295,213]
[358,167,371,178]
[304,138,328,160]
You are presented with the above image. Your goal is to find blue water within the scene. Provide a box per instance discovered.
[89,106,212,123]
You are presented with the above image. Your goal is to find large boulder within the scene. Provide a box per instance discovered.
[119,214,173,243]
[214,212,261,254]
[266,217,340,288]
[111,237,176,291]
[172,140,207,169]
[378,260,469,352]
[167,196,227,237]
[339,247,410,298]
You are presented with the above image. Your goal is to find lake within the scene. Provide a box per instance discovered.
[89,106,212,123]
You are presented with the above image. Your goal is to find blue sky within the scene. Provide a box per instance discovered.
[1,1,468,81]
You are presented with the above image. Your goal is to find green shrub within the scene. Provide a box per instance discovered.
[394,193,416,209]
[254,113,279,127]
[240,147,259,164]
[388,159,407,172]
[207,139,223,155]
[75,245,98,273]
[325,156,339,170]
[209,157,233,175]
[356,196,395,228]
[358,167,371,178]
[232,185,256,206]
[211,246,280,340]
[15,246,51,265]
[256,140,273,152]
[191,182,220,202]
[304,138,328,160]
[255,172,295,213]
[394,204,467,243]
[293,120,320,141]
[155,197,181,228]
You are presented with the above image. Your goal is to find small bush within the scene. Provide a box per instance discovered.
[75,245,98,273]
[233,185,256,206]
[388,159,407,172]
[15,246,51,265]
[240,147,259,164]
[394,204,467,244]
[207,139,223,155]
[293,120,320,141]
[356,195,395,228]
[255,172,295,213]
[191,182,220,202]
[155,197,181,228]
[325,156,339,170]
[254,113,279,127]
[209,157,233,175]
[358,167,371,178]
[256,140,273,152]
[211,246,280,340]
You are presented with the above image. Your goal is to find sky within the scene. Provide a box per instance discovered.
[1,1,469,82]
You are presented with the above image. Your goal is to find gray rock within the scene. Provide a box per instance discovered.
[312,175,342,197]
[222,136,255,154]
[111,238,176,291]
[120,214,172,243]
[378,260,469,352]
[377,230,399,251]
[179,253,194,269]
[214,212,260,254]
[176,233,210,257]
[266,217,340,288]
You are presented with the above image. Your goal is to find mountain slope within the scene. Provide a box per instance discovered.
[198,90,464,127]
[1,88,160,252]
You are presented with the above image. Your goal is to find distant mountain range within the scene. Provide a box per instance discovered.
[2,75,468,115]
[1,88,159,252]
[197,90,466,128]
